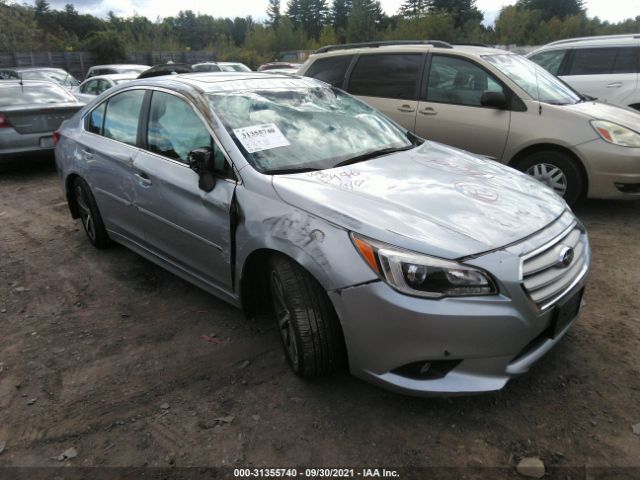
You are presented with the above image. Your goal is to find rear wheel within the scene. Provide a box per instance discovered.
[73,177,110,249]
[268,255,345,378]
[514,150,584,206]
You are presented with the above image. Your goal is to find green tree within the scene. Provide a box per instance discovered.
[83,30,126,63]
[266,0,281,29]
[287,0,330,40]
[399,0,428,18]
[516,0,585,21]
[347,0,383,42]
[427,0,483,28]
[0,3,40,50]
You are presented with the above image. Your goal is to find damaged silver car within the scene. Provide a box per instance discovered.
[55,73,590,395]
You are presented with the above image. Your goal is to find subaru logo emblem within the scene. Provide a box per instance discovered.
[557,246,574,268]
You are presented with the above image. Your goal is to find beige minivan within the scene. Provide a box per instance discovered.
[299,41,640,205]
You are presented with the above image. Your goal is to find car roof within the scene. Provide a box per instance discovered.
[82,73,137,82]
[123,71,322,93]
[308,42,508,59]
[89,64,149,70]
[0,79,66,88]
[542,34,640,49]
[5,67,69,73]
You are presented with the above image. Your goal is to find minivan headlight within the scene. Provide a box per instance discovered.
[591,120,640,147]
[351,233,497,298]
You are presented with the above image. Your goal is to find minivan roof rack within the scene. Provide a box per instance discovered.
[547,33,640,46]
[315,40,453,54]
[452,42,490,47]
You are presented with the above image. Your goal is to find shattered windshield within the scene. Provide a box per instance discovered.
[208,86,412,173]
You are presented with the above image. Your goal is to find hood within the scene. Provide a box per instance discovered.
[272,142,567,259]
[561,100,640,128]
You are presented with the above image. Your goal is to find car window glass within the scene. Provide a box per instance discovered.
[81,80,97,94]
[147,91,212,163]
[88,102,106,134]
[348,54,422,100]
[568,47,637,75]
[529,50,566,75]
[102,89,145,146]
[427,56,504,107]
[97,79,111,94]
[305,55,353,87]
[0,70,19,79]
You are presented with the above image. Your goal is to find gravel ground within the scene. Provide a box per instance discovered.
[0,158,639,475]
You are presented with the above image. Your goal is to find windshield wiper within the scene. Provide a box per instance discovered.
[332,145,414,169]
[262,167,320,175]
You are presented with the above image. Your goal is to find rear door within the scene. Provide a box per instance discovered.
[78,89,147,243]
[133,89,236,292]
[560,46,639,106]
[346,53,425,132]
[414,54,511,160]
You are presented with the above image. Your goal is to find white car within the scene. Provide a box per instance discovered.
[85,64,150,79]
[527,34,640,111]
[73,74,137,103]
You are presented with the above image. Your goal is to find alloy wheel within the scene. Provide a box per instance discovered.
[526,163,568,197]
[75,185,96,242]
[270,271,299,367]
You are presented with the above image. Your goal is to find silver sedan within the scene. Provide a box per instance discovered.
[54,73,590,395]
[0,80,83,162]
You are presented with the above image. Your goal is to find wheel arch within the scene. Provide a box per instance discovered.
[507,143,590,195]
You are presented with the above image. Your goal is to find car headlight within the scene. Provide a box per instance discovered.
[351,233,497,298]
[591,120,640,147]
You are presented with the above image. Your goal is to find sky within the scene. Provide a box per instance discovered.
[40,0,640,25]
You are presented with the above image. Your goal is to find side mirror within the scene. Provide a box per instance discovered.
[187,147,216,192]
[480,91,508,109]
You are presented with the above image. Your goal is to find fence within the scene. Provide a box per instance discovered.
[0,50,220,79]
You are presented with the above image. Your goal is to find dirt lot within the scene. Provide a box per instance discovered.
[0,158,639,475]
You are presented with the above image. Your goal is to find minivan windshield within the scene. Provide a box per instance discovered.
[484,54,582,105]
[208,86,413,173]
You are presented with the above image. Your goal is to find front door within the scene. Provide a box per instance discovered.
[414,54,511,160]
[133,90,236,292]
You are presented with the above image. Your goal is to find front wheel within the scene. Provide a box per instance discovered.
[514,151,584,206]
[268,255,346,378]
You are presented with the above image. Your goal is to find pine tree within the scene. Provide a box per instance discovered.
[347,0,382,42]
[516,0,585,21]
[399,0,428,18]
[266,0,281,29]
[331,0,352,31]
[426,0,483,27]
[286,0,329,41]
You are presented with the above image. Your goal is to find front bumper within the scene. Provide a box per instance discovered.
[575,139,640,199]
[329,215,590,396]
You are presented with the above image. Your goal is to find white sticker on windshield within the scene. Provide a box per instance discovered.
[233,123,290,153]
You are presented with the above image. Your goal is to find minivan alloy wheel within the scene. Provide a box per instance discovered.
[526,163,568,197]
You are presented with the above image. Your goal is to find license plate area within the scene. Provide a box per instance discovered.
[552,288,584,337]
[39,136,54,148]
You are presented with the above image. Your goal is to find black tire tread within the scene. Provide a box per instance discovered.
[73,177,111,249]
[269,255,345,378]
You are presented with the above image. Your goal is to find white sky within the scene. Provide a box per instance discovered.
[45,0,640,24]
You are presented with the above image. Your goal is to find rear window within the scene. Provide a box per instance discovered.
[567,47,638,75]
[304,55,353,87]
[528,50,567,75]
[0,84,74,107]
[348,54,422,100]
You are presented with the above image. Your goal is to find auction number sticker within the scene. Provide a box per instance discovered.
[233,123,291,153]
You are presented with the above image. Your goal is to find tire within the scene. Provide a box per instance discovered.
[268,254,346,378]
[72,177,110,249]
[513,150,584,206]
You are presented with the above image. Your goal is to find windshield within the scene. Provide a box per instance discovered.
[209,86,412,173]
[484,54,581,105]
[21,70,79,87]
[220,64,251,72]
[0,84,75,106]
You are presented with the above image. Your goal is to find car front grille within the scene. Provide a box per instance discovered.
[521,222,588,310]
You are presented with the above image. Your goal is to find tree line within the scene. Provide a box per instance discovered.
[1,0,639,68]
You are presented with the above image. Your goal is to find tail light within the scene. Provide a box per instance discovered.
[52,130,61,145]
[0,113,10,129]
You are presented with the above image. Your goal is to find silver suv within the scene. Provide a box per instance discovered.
[55,73,589,395]
[299,40,640,205]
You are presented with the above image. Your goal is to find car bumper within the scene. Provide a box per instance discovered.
[0,129,55,161]
[328,244,589,396]
[576,139,640,199]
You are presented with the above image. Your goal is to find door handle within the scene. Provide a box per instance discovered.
[135,171,152,187]
[81,149,94,160]
[419,107,438,116]
[607,82,623,88]
[397,104,416,113]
